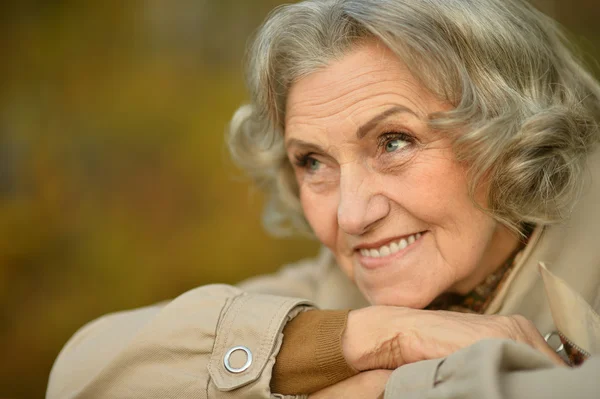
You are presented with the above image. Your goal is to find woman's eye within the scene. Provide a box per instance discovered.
[385,138,408,153]
[292,153,325,174]
[307,157,321,171]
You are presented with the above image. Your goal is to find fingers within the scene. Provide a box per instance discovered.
[529,335,569,367]
[538,343,569,366]
[508,315,567,367]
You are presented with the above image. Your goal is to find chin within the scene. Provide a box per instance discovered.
[362,285,438,309]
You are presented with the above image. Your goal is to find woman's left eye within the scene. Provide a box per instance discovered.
[381,134,411,153]
[385,139,405,152]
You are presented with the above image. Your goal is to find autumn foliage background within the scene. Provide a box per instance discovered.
[0,1,598,398]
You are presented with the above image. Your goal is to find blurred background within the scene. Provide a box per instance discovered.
[0,1,598,398]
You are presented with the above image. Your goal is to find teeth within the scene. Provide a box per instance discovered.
[379,245,391,256]
[359,233,422,258]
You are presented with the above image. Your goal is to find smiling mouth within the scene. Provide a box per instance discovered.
[357,232,423,259]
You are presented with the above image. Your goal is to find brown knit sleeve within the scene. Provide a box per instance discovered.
[271,309,359,395]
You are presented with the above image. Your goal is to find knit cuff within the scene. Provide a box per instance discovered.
[271,309,358,395]
[315,311,358,382]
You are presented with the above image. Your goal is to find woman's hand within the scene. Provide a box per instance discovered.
[342,306,565,371]
[308,369,391,399]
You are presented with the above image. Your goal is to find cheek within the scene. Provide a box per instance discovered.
[404,155,472,220]
[300,188,338,248]
[301,189,356,282]
[388,155,489,243]
[381,158,467,223]
[408,158,497,271]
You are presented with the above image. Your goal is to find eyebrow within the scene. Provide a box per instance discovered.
[284,139,325,154]
[356,105,418,139]
[285,105,419,151]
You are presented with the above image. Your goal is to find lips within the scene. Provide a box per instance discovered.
[355,231,425,262]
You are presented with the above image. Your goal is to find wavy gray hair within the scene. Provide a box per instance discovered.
[228,0,600,236]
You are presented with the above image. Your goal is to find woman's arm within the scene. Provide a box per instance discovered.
[46,285,314,399]
[385,339,599,399]
[306,340,598,399]
[46,252,343,399]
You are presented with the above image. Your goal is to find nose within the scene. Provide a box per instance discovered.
[337,164,390,236]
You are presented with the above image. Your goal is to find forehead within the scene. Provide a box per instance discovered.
[285,41,444,133]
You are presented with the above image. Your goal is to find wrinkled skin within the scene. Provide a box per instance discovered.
[285,41,519,309]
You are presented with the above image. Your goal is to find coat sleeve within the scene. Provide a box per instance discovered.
[384,339,600,399]
[46,253,331,399]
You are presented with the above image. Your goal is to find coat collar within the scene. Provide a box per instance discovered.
[484,148,600,353]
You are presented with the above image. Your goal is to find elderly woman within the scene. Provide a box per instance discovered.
[48,0,600,398]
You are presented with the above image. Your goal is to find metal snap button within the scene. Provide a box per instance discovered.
[544,331,564,353]
[223,346,253,373]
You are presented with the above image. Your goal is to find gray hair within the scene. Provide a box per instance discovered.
[228,0,600,235]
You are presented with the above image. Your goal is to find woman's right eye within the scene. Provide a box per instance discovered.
[293,153,323,173]
[306,157,321,171]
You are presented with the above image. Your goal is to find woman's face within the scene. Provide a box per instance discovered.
[285,42,519,308]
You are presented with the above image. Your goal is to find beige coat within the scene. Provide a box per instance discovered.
[47,151,600,399]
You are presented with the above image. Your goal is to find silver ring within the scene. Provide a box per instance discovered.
[223,346,253,373]
[544,331,564,353]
